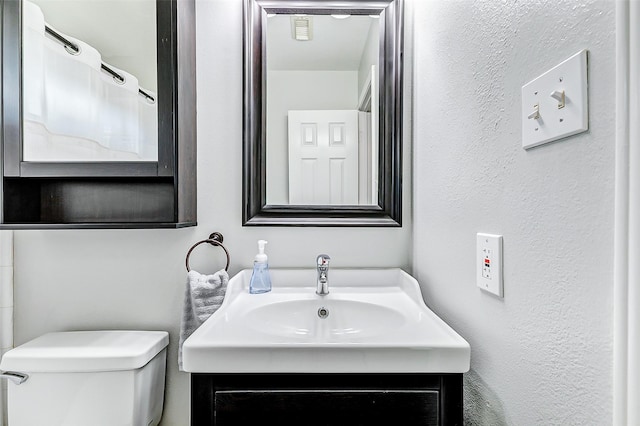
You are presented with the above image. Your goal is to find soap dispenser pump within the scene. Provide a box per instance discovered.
[249,240,272,294]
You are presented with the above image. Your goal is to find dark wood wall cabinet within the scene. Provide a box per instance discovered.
[191,373,463,426]
[0,0,197,229]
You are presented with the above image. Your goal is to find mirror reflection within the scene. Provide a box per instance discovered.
[265,13,380,206]
[22,0,158,162]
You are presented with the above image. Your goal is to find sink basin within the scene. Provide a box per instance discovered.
[182,268,470,373]
[245,299,407,339]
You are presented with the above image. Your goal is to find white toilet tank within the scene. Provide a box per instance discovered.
[0,330,169,426]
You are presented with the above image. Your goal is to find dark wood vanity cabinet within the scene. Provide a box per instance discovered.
[191,374,463,426]
[0,0,197,229]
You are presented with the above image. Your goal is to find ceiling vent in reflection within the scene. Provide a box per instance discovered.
[291,16,313,41]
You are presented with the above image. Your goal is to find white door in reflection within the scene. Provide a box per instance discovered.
[288,110,359,205]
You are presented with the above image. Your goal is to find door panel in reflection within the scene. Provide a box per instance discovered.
[288,110,359,205]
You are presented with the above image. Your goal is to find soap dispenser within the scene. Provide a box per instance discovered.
[249,240,272,294]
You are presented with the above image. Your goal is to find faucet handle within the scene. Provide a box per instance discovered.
[316,254,331,267]
[316,254,331,296]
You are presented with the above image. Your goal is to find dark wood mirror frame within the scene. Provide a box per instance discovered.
[242,0,403,227]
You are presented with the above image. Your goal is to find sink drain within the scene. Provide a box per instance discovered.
[317,307,329,319]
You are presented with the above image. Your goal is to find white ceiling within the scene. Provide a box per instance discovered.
[266,14,377,71]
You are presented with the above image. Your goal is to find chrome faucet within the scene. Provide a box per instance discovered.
[316,254,331,295]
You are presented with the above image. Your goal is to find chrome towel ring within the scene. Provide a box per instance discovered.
[185,232,230,272]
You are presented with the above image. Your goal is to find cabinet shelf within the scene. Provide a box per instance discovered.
[17,162,160,178]
[0,222,196,230]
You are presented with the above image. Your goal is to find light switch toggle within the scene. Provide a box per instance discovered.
[527,103,540,120]
[550,90,565,109]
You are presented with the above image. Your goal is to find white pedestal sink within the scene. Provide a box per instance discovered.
[182,268,470,373]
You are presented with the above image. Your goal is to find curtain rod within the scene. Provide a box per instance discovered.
[43,25,156,103]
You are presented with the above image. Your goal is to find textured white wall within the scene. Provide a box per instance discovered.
[413,0,614,424]
[11,0,412,425]
[0,231,13,426]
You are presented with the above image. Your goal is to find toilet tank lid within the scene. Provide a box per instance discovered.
[0,331,169,373]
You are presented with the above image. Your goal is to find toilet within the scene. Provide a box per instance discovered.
[0,330,168,426]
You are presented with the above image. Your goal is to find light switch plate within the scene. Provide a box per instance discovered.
[521,49,588,149]
[477,233,503,297]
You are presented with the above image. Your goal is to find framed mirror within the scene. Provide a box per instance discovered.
[21,0,158,163]
[2,0,183,178]
[243,0,403,226]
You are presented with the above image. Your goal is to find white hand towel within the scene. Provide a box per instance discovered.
[178,269,229,371]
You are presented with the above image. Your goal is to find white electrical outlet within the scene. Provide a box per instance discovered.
[477,233,503,297]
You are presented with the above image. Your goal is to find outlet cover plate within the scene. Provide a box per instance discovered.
[477,233,503,297]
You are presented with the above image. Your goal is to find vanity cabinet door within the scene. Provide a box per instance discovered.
[214,390,439,426]
[191,373,463,426]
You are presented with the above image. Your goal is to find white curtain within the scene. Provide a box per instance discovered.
[22,1,158,162]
